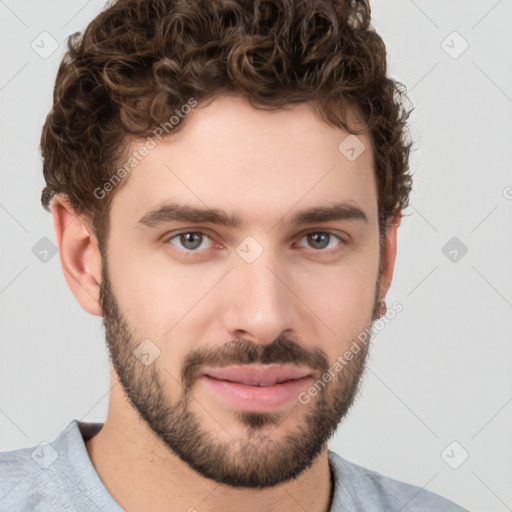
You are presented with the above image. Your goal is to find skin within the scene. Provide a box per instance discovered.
[50,95,400,512]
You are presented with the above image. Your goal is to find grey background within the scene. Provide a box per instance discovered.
[1,1,511,510]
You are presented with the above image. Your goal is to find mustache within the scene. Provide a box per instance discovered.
[181,335,330,392]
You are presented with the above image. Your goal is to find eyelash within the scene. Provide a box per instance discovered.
[163,230,347,258]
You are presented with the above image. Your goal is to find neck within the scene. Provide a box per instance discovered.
[85,381,334,512]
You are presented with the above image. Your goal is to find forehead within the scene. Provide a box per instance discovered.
[110,95,377,230]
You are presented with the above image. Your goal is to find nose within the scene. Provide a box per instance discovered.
[221,243,301,345]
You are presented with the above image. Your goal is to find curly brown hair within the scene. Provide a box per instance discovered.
[40,0,413,251]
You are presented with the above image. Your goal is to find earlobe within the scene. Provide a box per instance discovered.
[50,196,103,317]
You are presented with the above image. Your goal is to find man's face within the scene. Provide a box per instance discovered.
[99,95,383,488]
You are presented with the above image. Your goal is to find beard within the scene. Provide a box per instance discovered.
[99,253,381,489]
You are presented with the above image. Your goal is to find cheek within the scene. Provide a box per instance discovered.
[304,265,377,324]
[288,242,380,348]
[108,242,218,340]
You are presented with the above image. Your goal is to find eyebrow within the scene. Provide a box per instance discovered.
[137,200,369,229]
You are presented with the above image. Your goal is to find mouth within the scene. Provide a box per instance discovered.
[198,364,313,412]
[200,364,312,386]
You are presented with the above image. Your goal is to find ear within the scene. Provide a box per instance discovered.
[378,213,401,301]
[50,196,103,316]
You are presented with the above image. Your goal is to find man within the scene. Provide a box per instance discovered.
[0,0,467,510]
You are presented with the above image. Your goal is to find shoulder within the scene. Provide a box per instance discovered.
[0,443,72,511]
[0,419,121,512]
[328,450,468,511]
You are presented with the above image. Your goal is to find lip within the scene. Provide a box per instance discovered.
[198,364,313,412]
[200,364,312,386]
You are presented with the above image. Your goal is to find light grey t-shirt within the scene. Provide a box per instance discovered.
[0,419,468,511]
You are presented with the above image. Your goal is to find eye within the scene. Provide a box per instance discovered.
[296,231,345,254]
[165,231,214,251]
[163,230,347,256]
